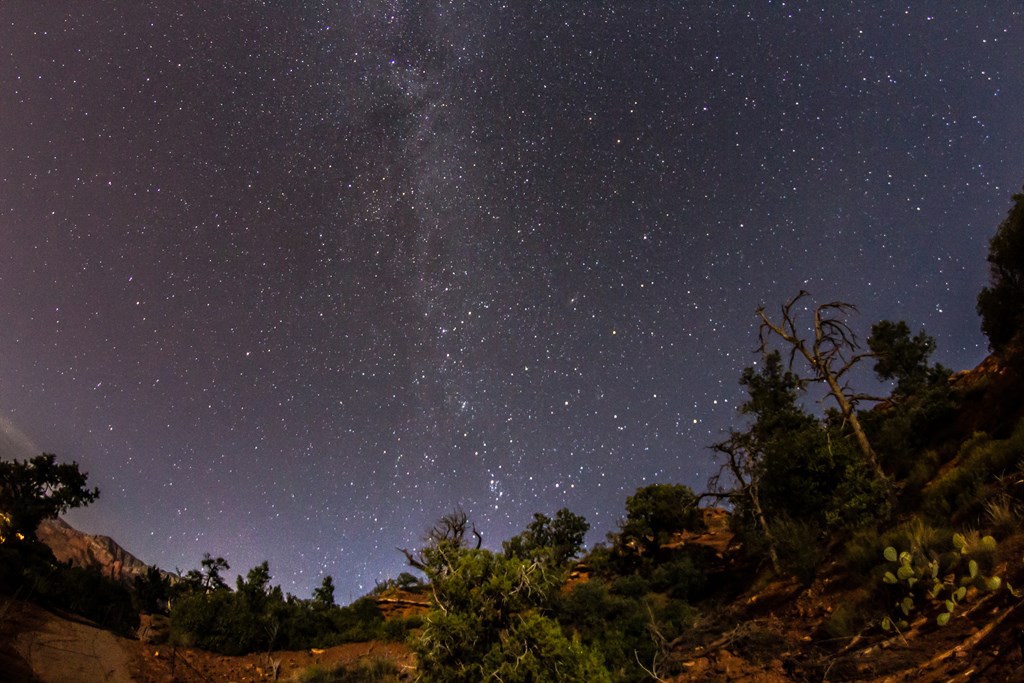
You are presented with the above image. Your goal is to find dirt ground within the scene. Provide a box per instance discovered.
[1,599,413,683]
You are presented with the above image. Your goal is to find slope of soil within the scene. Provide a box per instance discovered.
[658,530,1024,682]
[1,598,413,683]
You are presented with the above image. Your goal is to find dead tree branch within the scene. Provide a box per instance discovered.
[756,291,885,483]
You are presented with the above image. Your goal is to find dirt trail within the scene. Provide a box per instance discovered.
[3,600,136,683]
[1,599,413,683]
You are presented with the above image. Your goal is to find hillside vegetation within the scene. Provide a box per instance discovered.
[2,187,1024,681]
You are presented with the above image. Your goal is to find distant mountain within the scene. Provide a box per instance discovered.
[36,517,157,584]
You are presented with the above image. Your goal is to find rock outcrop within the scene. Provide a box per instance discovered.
[35,517,154,583]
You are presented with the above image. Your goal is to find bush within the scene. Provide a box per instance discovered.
[381,615,421,642]
[295,659,402,683]
[554,579,691,683]
[648,553,707,601]
[984,495,1021,537]
[772,517,827,584]
[822,600,871,640]
[923,419,1024,524]
[41,563,138,636]
[841,527,883,578]
[619,484,702,556]
[880,518,951,560]
[825,460,892,531]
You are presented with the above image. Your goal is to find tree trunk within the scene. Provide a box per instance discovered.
[822,371,886,482]
[748,484,781,574]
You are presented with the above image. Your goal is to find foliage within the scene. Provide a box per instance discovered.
[0,453,134,633]
[711,351,816,571]
[554,577,695,683]
[169,558,390,655]
[859,321,954,494]
[371,571,423,595]
[922,418,1024,525]
[984,495,1021,538]
[38,562,139,635]
[977,187,1024,351]
[295,659,402,683]
[618,484,701,556]
[867,320,949,398]
[134,565,172,614]
[504,508,589,565]
[714,350,892,577]
[738,350,812,440]
[755,291,885,482]
[416,547,609,681]
[406,510,612,682]
[822,600,872,640]
[880,532,1007,631]
[0,453,99,543]
[648,553,707,600]
[771,516,829,584]
[178,552,231,593]
[477,611,612,683]
[313,574,336,607]
[0,532,138,636]
[824,456,893,530]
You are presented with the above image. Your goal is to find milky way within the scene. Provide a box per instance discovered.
[1,4,1022,600]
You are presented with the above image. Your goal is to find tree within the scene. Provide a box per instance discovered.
[619,483,702,556]
[399,507,481,573]
[868,320,949,398]
[503,508,589,565]
[134,565,172,614]
[313,575,335,607]
[404,510,610,682]
[977,187,1024,351]
[181,553,231,593]
[0,453,99,543]
[237,561,272,604]
[709,351,810,572]
[756,291,885,482]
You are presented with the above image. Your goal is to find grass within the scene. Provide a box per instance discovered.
[293,658,403,683]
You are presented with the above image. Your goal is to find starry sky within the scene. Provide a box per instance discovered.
[1,3,1022,601]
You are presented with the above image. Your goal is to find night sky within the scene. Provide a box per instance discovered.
[2,3,1022,601]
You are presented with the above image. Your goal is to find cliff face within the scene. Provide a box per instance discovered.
[35,517,153,583]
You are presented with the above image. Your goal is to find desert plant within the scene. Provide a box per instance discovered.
[880,532,1006,631]
[984,496,1021,539]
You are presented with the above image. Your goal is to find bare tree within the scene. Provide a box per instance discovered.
[755,291,885,482]
[707,433,781,573]
[399,507,482,572]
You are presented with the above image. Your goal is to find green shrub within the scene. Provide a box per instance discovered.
[618,484,703,556]
[36,563,139,636]
[648,553,707,601]
[773,517,827,584]
[904,449,942,494]
[825,460,893,530]
[822,600,870,640]
[880,518,950,559]
[610,573,651,599]
[841,527,883,578]
[554,579,690,683]
[381,615,421,642]
[295,659,402,683]
[923,420,1024,524]
[985,495,1022,537]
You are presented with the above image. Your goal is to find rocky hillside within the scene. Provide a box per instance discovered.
[35,517,155,583]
